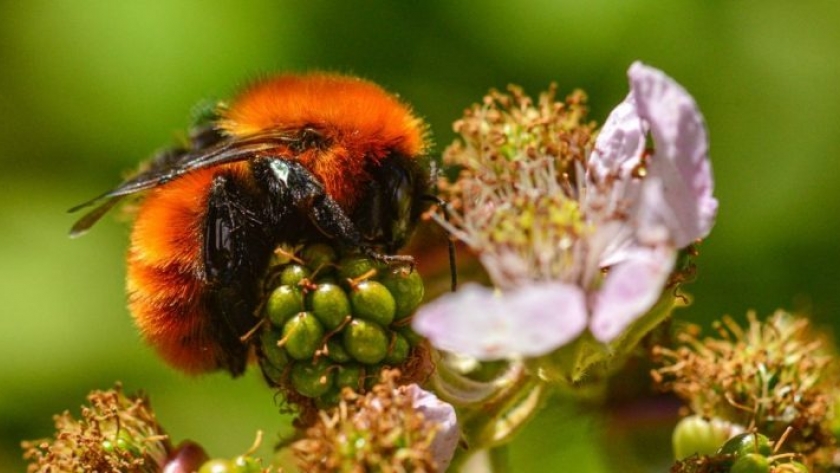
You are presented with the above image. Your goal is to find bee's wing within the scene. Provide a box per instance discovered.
[68,196,124,238]
[68,130,302,236]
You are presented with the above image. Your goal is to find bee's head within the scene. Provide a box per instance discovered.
[353,156,429,253]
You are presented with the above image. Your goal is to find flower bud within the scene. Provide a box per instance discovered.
[672,415,741,460]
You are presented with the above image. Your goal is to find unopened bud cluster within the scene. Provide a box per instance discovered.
[292,370,443,473]
[654,311,840,469]
[672,431,810,473]
[258,243,429,409]
[22,384,170,473]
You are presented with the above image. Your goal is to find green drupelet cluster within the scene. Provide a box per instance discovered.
[257,243,426,407]
[673,432,810,473]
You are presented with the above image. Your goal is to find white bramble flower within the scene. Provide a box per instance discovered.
[413,62,717,360]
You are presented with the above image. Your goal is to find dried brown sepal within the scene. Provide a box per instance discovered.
[292,370,441,473]
[653,311,840,468]
[22,383,171,473]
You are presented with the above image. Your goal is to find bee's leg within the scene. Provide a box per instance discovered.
[258,159,414,266]
[309,194,415,266]
[203,172,272,376]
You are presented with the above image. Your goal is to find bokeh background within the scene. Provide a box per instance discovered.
[2,1,839,471]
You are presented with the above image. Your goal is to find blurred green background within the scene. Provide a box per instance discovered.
[2,1,839,471]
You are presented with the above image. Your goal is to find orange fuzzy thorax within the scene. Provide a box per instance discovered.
[219,74,429,208]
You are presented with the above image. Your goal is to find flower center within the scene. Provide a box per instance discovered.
[434,84,598,287]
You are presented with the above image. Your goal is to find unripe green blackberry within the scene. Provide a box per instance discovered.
[384,332,410,365]
[730,453,770,473]
[198,459,235,473]
[259,359,285,386]
[282,312,324,360]
[231,455,263,473]
[326,338,352,363]
[351,280,396,326]
[258,244,430,408]
[379,266,424,319]
[301,243,338,271]
[290,358,334,398]
[334,363,364,390]
[781,461,810,472]
[343,319,389,364]
[265,285,304,327]
[396,326,425,347]
[198,455,264,473]
[718,433,773,458]
[309,283,351,330]
[337,253,382,280]
[671,415,735,460]
[259,327,289,383]
[278,264,311,287]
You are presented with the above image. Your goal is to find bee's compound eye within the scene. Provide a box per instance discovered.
[389,170,414,247]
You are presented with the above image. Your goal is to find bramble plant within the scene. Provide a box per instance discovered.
[26,63,840,472]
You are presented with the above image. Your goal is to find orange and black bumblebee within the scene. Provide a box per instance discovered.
[70,74,432,377]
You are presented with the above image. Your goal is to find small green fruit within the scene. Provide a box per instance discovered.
[379,266,424,319]
[326,338,351,363]
[396,326,425,347]
[343,319,389,364]
[309,283,351,330]
[730,453,770,473]
[232,455,261,473]
[672,415,733,460]
[334,363,364,390]
[279,264,311,286]
[719,433,773,458]
[282,312,324,360]
[302,243,337,271]
[337,254,380,280]
[259,327,289,369]
[290,359,334,398]
[384,332,410,365]
[265,285,304,327]
[351,280,396,326]
[198,459,234,473]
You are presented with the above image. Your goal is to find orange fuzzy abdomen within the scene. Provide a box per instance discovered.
[125,166,235,373]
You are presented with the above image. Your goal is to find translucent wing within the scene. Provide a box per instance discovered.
[68,129,306,236]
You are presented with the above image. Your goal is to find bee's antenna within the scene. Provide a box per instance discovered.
[422,194,457,292]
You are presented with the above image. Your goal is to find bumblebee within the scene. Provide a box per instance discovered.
[71,74,430,376]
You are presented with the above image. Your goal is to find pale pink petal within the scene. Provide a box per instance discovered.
[412,283,587,360]
[589,247,676,342]
[504,282,588,355]
[584,91,646,267]
[629,62,718,247]
[588,94,646,179]
[412,284,509,358]
[406,385,459,471]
